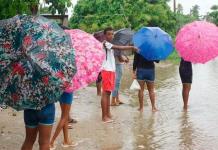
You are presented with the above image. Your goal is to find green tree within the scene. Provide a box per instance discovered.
[0,0,71,19]
[40,7,52,14]
[69,0,177,35]
[190,5,200,20]
[0,0,30,19]
[206,5,218,25]
[45,0,72,15]
[177,3,183,14]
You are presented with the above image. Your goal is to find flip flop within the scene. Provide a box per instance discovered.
[103,119,114,124]
[49,145,56,150]
[61,142,78,148]
[111,103,119,106]
[117,101,125,105]
[68,124,73,129]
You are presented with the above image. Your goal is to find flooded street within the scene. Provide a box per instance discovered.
[1,60,218,150]
[121,59,218,150]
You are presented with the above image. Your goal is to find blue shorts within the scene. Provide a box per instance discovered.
[60,92,73,104]
[24,103,55,128]
[137,68,155,82]
[112,64,123,97]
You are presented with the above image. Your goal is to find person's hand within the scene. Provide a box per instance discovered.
[132,46,139,52]
[124,58,129,63]
[124,56,129,63]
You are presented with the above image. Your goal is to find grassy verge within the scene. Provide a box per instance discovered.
[167,50,180,64]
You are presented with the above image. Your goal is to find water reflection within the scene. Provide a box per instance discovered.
[120,59,218,150]
[179,112,195,150]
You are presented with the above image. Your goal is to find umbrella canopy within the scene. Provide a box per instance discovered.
[65,29,105,92]
[93,31,105,42]
[0,15,76,110]
[112,28,134,56]
[133,27,174,60]
[176,21,218,64]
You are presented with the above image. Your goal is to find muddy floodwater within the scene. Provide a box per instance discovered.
[1,60,218,150]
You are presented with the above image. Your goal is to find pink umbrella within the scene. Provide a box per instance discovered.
[65,29,105,92]
[175,21,218,63]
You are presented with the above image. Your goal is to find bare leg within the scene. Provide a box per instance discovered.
[138,81,145,112]
[182,83,191,110]
[38,125,53,150]
[97,82,102,96]
[106,92,112,119]
[50,103,71,146]
[101,91,112,122]
[146,82,158,112]
[21,127,38,150]
[111,96,117,106]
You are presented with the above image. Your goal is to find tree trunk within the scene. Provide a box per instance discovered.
[173,0,176,13]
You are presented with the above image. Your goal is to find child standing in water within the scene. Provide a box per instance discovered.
[133,52,159,112]
[101,27,138,123]
[179,58,193,110]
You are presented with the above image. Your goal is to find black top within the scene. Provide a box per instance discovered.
[179,58,192,73]
[133,53,159,71]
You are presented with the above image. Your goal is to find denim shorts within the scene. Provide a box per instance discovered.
[112,64,123,97]
[24,103,55,128]
[59,92,73,105]
[137,68,155,82]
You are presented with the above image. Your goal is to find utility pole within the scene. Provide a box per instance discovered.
[173,0,176,13]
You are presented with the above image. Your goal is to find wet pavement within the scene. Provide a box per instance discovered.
[1,60,218,150]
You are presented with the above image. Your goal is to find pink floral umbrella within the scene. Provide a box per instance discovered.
[65,29,105,92]
[175,21,218,63]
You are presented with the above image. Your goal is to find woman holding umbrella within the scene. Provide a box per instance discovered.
[175,21,218,110]
[133,53,159,112]
[179,58,193,110]
[132,27,174,112]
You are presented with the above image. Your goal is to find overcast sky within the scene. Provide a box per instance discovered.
[68,0,217,17]
[168,0,217,15]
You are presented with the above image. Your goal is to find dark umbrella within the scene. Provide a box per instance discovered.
[112,28,135,56]
[93,31,105,42]
[0,15,76,110]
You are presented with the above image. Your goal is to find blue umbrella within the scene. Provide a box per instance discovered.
[133,27,174,60]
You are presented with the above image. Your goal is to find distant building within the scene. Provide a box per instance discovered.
[41,14,69,26]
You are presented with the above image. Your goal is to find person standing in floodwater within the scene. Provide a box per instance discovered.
[133,52,159,112]
[101,27,138,123]
[179,58,193,110]
[111,51,129,106]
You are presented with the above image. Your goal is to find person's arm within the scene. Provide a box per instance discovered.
[133,53,138,78]
[112,45,138,52]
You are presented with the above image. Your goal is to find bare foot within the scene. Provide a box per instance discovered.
[152,107,158,112]
[138,108,144,113]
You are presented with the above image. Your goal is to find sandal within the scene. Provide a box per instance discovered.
[61,142,78,148]
[111,103,119,106]
[68,124,73,129]
[49,144,56,150]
